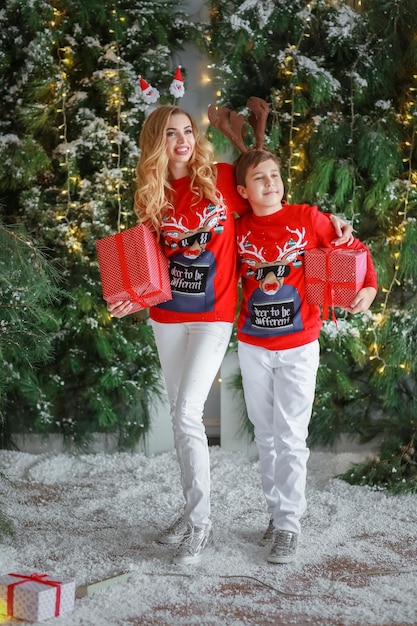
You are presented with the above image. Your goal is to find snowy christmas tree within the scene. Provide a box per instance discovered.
[0,222,61,442]
[206,0,417,492]
[0,220,61,539]
[0,0,197,448]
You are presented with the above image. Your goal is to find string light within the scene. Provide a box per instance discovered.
[278,2,316,199]
[108,9,124,233]
[368,62,416,377]
[53,11,73,228]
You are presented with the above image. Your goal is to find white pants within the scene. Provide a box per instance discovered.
[238,340,320,535]
[151,320,233,531]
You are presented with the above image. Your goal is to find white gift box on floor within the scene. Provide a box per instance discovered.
[0,572,75,622]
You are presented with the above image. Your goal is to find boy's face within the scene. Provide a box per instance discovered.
[237,159,284,216]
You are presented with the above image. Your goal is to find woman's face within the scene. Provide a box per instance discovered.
[165,112,196,174]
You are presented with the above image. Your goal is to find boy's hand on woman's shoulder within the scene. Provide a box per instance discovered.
[329,214,354,246]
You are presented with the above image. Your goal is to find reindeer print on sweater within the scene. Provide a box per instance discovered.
[157,200,227,314]
[235,202,378,350]
[149,162,250,325]
[237,225,307,336]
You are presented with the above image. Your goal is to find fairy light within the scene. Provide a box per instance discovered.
[52,7,73,228]
[280,4,315,200]
[380,88,416,314]
[367,64,417,377]
[201,73,212,85]
[108,15,124,233]
[54,1,128,241]
[51,1,94,254]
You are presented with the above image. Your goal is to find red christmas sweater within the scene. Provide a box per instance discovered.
[150,162,249,324]
[235,202,378,350]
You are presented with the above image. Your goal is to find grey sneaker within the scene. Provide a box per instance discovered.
[172,524,213,565]
[259,518,274,546]
[157,516,188,545]
[267,530,298,564]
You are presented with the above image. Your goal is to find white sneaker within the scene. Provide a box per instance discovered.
[157,516,188,544]
[172,524,213,565]
[267,530,298,564]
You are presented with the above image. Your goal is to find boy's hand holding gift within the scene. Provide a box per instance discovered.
[343,286,377,314]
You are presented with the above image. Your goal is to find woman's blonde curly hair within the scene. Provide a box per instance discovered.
[134,105,220,237]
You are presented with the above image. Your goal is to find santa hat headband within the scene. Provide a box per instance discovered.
[138,66,185,105]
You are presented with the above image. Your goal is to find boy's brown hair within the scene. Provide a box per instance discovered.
[234,150,280,187]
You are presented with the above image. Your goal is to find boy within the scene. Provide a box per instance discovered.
[234,149,377,564]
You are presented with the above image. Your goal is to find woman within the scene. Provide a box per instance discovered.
[108,105,352,566]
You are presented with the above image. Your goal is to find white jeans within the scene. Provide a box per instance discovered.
[238,340,320,534]
[151,320,233,531]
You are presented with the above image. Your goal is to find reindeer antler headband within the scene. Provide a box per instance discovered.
[207,97,270,153]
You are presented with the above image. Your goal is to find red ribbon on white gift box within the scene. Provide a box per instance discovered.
[7,573,62,617]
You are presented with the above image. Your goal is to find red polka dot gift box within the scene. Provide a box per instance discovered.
[0,572,75,622]
[96,224,172,313]
[304,247,367,318]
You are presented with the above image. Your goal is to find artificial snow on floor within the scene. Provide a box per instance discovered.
[0,446,416,625]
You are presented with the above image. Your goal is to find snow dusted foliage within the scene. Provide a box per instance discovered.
[324,2,362,44]
[229,0,276,32]
[0,0,198,448]
[291,54,342,104]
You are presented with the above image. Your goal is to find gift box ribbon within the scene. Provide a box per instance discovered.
[115,231,164,308]
[7,573,62,617]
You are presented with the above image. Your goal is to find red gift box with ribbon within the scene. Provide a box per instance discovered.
[304,248,367,317]
[96,224,172,313]
[0,572,75,622]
